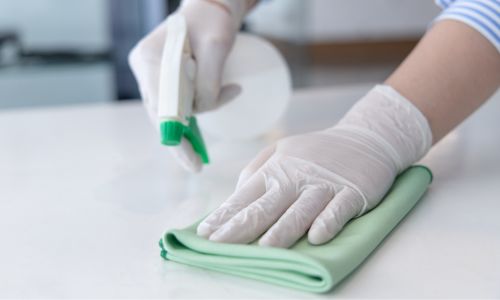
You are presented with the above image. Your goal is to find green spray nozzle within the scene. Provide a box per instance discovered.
[160,117,209,164]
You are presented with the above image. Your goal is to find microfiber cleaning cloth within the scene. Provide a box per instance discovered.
[159,166,432,293]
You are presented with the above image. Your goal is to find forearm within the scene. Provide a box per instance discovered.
[386,20,500,143]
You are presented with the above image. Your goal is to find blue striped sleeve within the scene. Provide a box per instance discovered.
[434,0,500,52]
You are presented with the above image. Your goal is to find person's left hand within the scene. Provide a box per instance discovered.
[196,85,433,248]
[128,0,249,172]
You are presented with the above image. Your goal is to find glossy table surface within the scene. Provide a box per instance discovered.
[1,85,499,298]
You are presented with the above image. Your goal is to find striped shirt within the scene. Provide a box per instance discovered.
[435,0,500,52]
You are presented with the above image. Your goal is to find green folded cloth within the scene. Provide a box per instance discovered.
[160,166,432,293]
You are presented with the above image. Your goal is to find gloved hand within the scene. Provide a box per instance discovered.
[197,85,433,248]
[128,0,252,172]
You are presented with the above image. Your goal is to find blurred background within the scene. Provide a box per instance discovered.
[0,0,440,109]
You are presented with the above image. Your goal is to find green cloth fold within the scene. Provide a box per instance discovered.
[160,166,432,293]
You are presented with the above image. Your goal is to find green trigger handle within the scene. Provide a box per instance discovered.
[160,117,209,164]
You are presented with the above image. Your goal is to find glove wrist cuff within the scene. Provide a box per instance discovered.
[181,0,250,30]
[211,0,255,21]
[336,84,433,173]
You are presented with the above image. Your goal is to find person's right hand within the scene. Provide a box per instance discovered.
[128,0,249,172]
[197,85,433,248]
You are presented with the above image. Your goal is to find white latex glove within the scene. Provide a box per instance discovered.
[197,85,433,248]
[128,0,251,172]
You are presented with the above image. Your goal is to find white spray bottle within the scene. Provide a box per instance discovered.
[158,14,291,164]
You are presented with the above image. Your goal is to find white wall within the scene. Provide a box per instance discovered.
[0,0,114,108]
[247,0,441,43]
[0,0,110,50]
[0,64,114,109]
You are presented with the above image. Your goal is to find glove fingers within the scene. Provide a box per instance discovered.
[208,185,295,244]
[129,46,159,126]
[196,172,266,238]
[308,188,364,245]
[168,137,203,173]
[236,144,276,190]
[140,19,168,51]
[258,187,333,248]
[142,66,161,124]
[192,39,230,113]
[128,20,167,123]
[217,83,242,108]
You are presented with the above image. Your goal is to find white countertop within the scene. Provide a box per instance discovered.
[1,85,499,298]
